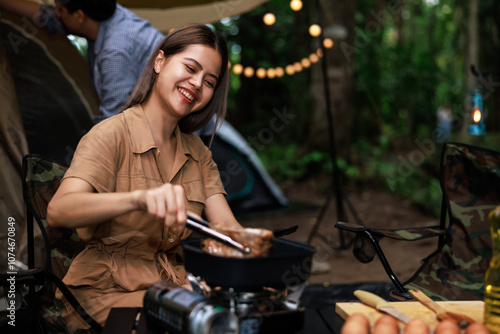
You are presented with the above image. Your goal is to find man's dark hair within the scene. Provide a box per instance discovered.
[61,0,116,22]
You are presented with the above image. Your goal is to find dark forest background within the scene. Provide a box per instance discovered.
[210,0,500,216]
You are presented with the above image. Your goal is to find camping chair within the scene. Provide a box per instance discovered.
[336,142,500,301]
[0,154,102,333]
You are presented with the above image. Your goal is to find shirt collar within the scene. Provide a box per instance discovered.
[124,105,201,162]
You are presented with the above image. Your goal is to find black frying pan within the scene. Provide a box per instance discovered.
[181,237,316,290]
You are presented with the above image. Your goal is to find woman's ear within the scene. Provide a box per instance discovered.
[154,50,164,73]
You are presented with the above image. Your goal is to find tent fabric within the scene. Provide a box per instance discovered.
[29,0,268,33]
[213,121,288,213]
[0,14,98,164]
[0,33,30,270]
[127,0,269,32]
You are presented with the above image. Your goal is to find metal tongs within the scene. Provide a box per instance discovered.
[186,215,251,255]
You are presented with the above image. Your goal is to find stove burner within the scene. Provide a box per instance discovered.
[210,287,304,334]
[212,288,286,315]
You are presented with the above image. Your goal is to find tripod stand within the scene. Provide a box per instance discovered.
[306,0,363,249]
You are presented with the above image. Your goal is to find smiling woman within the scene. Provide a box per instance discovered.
[46,24,241,333]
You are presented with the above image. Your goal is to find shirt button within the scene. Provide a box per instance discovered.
[168,235,175,243]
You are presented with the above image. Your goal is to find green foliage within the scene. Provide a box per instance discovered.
[67,35,88,60]
[217,0,499,214]
[257,143,359,183]
[213,0,315,146]
[352,139,443,216]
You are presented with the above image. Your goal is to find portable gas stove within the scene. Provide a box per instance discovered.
[210,285,305,334]
[144,280,305,334]
[143,237,315,334]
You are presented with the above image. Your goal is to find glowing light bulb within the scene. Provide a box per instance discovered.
[275,67,285,77]
[293,62,303,72]
[263,13,276,26]
[309,53,319,63]
[290,0,303,11]
[323,38,334,49]
[267,68,276,79]
[256,68,267,78]
[232,64,243,75]
[473,109,482,123]
[285,65,295,75]
[243,67,255,78]
[301,58,311,68]
[309,24,321,37]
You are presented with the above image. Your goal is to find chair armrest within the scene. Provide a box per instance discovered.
[335,221,445,241]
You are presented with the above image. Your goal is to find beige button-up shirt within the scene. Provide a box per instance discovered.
[59,105,225,330]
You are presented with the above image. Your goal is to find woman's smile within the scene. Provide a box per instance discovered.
[177,86,197,103]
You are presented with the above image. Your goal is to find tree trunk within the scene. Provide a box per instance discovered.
[304,0,356,161]
[460,0,479,139]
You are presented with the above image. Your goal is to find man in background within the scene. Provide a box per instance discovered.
[0,0,165,122]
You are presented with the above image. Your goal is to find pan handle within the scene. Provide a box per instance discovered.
[273,225,298,237]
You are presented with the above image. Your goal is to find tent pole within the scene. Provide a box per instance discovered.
[306,0,348,248]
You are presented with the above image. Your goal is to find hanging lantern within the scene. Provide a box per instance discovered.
[467,89,486,135]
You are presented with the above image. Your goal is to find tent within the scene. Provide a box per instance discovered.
[204,122,288,214]
[0,1,287,218]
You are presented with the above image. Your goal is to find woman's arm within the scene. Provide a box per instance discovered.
[47,177,187,229]
[204,193,242,229]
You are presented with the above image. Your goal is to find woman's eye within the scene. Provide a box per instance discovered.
[185,65,195,73]
[205,81,215,88]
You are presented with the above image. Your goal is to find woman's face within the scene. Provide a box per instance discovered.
[153,44,222,119]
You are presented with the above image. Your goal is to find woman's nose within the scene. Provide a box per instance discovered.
[189,74,203,90]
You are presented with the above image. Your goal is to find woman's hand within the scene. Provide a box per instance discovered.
[135,183,187,230]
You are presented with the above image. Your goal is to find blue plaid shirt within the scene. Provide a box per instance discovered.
[41,5,164,121]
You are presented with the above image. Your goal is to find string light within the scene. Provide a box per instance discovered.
[309,24,321,37]
[263,13,276,26]
[290,0,303,11]
[256,68,267,78]
[243,66,255,77]
[234,4,333,79]
[309,53,319,63]
[267,68,277,79]
[275,67,285,77]
[229,47,325,79]
[232,63,243,75]
[323,38,334,49]
[301,58,311,68]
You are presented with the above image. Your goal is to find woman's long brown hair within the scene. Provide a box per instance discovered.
[121,23,229,135]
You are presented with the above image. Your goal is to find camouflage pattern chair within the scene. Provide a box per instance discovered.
[2,155,101,333]
[336,142,500,301]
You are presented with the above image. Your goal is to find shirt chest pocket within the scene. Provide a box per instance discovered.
[182,179,206,216]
